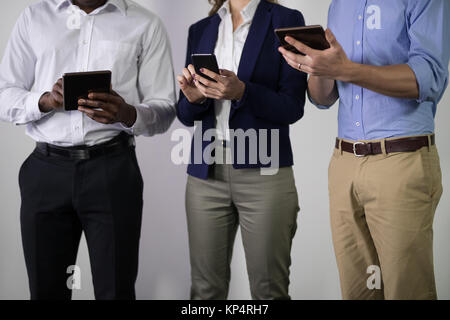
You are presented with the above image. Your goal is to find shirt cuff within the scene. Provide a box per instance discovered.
[307,89,333,110]
[408,56,432,103]
[24,91,48,122]
[119,104,144,136]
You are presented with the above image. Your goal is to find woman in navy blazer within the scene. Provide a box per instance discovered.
[177,0,307,300]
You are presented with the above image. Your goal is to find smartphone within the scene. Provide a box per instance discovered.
[275,25,330,54]
[62,70,112,111]
[191,54,220,82]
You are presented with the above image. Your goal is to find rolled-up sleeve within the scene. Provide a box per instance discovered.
[407,0,450,103]
[307,90,334,110]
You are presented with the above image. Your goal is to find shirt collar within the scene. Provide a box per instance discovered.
[55,0,127,16]
[218,0,260,22]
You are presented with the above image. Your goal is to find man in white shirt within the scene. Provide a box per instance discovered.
[0,0,176,300]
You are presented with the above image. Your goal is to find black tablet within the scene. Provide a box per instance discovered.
[275,25,330,54]
[62,70,112,111]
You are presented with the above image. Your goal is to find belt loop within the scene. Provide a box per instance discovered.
[427,135,431,152]
[381,138,387,156]
[44,144,49,157]
[339,139,343,155]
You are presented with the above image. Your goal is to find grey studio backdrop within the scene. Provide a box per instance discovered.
[0,0,449,300]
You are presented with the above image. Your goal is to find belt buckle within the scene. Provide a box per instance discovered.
[71,149,90,160]
[353,142,366,157]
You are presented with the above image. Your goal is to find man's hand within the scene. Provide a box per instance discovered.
[177,64,208,104]
[279,28,420,100]
[193,68,245,101]
[279,29,353,82]
[38,78,64,112]
[78,90,137,127]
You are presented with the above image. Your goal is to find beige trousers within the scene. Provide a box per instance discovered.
[186,162,299,300]
[328,136,442,300]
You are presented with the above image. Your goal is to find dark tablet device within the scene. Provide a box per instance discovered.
[62,70,112,111]
[191,54,220,82]
[275,25,330,54]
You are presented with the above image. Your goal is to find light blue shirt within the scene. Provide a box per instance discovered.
[316,0,450,141]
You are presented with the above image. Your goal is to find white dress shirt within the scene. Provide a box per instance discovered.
[0,0,176,147]
[214,0,260,142]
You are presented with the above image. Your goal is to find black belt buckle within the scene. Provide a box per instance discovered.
[69,149,91,160]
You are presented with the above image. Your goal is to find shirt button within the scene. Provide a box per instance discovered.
[355,95,360,100]
[358,15,363,20]
[355,122,361,127]
[356,40,361,46]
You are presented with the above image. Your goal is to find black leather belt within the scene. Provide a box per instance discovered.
[35,132,135,160]
[336,135,435,157]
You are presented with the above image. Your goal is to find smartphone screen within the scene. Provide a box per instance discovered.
[191,54,220,82]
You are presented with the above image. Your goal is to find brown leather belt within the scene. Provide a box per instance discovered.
[335,135,435,157]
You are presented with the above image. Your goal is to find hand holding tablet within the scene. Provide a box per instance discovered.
[63,70,112,111]
[277,25,352,81]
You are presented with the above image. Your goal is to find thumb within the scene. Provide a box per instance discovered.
[177,75,187,89]
[325,29,338,48]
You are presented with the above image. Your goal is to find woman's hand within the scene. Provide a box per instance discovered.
[193,68,246,101]
[177,64,207,104]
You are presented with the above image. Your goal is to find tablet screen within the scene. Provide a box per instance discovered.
[63,70,112,111]
[275,25,330,54]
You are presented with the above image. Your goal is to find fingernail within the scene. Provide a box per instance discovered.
[79,99,85,104]
[200,68,204,72]
[88,93,94,98]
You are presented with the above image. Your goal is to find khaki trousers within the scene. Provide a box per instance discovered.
[186,162,299,300]
[328,136,442,300]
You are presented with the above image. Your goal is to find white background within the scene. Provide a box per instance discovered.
[0,0,449,300]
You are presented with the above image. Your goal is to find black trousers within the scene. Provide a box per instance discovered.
[19,145,143,300]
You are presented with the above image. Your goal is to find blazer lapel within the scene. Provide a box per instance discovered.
[198,14,221,53]
[231,1,272,119]
[236,0,272,83]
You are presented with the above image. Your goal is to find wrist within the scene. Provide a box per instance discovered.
[338,60,359,83]
[192,96,207,104]
[38,92,52,113]
[122,104,137,128]
[235,81,246,101]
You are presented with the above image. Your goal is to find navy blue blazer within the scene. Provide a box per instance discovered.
[177,0,307,179]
